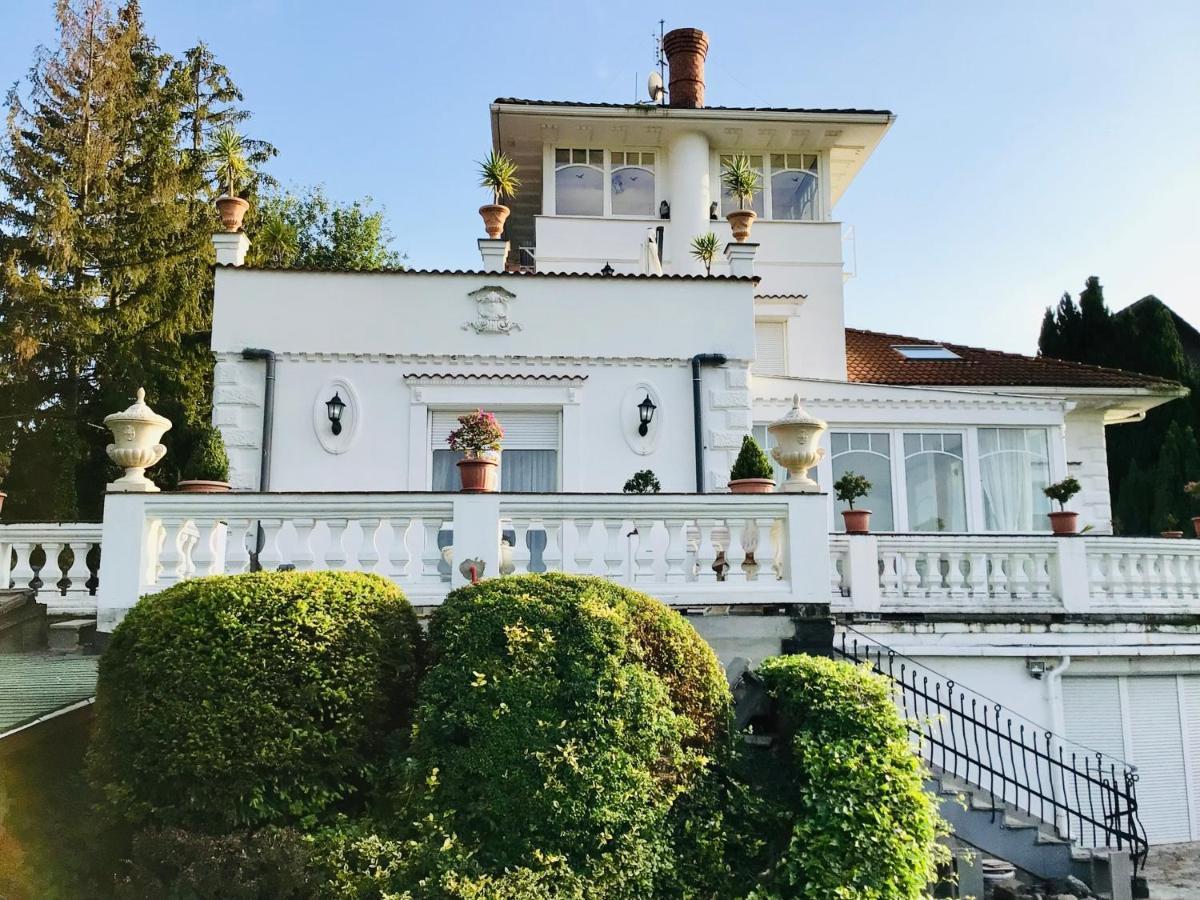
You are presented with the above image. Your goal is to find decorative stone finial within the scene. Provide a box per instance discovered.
[103,387,172,492]
[767,394,827,493]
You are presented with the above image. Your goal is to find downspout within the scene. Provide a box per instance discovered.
[241,348,276,491]
[1045,655,1072,835]
[691,353,727,493]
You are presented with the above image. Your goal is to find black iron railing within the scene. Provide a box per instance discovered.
[835,629,1149,873]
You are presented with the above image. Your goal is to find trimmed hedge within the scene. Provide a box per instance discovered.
[751,655,947,899]
[88,571,423,832]
[402,573,730,896]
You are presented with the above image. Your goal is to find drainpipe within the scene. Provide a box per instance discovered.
[691,353,727,493]
[1045,655,1072,835]
[241,348,276,492]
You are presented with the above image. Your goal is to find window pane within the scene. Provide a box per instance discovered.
[556,165,603,216]
[432,449,463,492]
[720,155,764,217]
[979,428,1052,531]
[555,148,569,165]
[771,170,818,220]
[904,433,967,531]
[641,152,654,167]
[832,432,894,531]
[751,425,789,485]
[611,167,655,216]
[501,450,558,492]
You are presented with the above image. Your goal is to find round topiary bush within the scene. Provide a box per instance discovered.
[751,654,947,899]
[403,572,730,896]
[88,571,424,832]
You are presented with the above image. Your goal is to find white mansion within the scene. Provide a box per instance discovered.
[8,25,1198,885]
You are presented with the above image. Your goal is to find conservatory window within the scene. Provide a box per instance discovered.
[769,153,819,221]
[831,432,894,531]
[903,432,967,532]
[719,154,765,217]
[751,425,791,486]
[979,428,1052,531]
[555,148,603,216]
[431,410,560,492]
[610,151,656,216]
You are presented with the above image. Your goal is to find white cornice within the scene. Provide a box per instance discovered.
[214,351,742,368]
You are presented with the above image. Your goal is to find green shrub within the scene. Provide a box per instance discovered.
[88,571,424,832]
[750,655,947,899]
[401,573,730,897]
[182,423,230,482]
[729,434,774,482]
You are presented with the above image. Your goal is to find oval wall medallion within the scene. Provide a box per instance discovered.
[621,382,662,456]
[312,378,360,454]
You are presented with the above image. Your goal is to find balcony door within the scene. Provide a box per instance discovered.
[430,409,560,492]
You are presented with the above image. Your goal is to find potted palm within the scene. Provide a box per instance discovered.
[448,410,504,493]
[210,127,251,232]
[1043,476,1082,535]
[1186,482,1200,538]
[721,155,762,242]
[689,232,719,275]
[177,424,232,493]
[623,469,661,494]
[834,471,873,534]
[477,150,520,239]
[728,435,775,493]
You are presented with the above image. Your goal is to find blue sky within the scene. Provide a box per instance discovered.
[2,1,1197,353]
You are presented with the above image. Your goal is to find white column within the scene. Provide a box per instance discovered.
[450,494,501,587]
[478,239,509,273]
[212,232,250,267]
[784,493,832,603]
[96,492,152,632]
[665,130,712,275]
[844,533,882,612]
[724,241,758,278]
[1052,537,1091,613]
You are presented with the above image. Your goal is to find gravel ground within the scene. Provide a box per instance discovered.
[1142,843,1200,900]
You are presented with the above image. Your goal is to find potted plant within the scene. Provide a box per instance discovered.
[728,435,775,494]
[448,410,504,493]
[477,150,520,240]
[177,424,232,493]
[209,127,251,232]
[834,471,873,534]
[689,232,719,275]
[1160,513,1184,539]
[1043,476,1082,535]
[1186,481,1200,537]
[721,155,762,242]
[623,470,661,494]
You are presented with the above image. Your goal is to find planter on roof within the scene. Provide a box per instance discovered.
[479,204,510,240]
[215,195,249,232]
[728,478,775,494]
[726,209,756,242]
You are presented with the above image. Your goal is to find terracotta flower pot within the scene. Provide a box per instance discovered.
[842,508,872,534]
[215,195,249,232]
[728,478,775,494]
[1048,511,1079,535]
[176,480,232,494]
[726,209,757,242]
[1160,531,1184,539]
[457,457,498,493]
[0,490,7,515]
[1193,516,1200,538]
[479,204,510,239]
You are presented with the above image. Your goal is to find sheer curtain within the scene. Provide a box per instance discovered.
[980,429,1050,531]
[431,449,557,493]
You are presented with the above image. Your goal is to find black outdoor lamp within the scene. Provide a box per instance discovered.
[637,393,656,436]
[325,391,346,436]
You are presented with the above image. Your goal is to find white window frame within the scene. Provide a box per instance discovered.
[548,147,662,219]
[712,150,827,222]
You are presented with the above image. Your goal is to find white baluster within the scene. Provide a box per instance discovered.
[631,519,655,582]
[766,518,785,582]
[156,521,185,587]
[66,541,93,597]
[358,518,382,574]
[901,549,922,595]
[603,519,625,580]
[987,551,1008,599]
[966,551,988,598]
[257,519,283,572]
[10,542,36,592]
[421,519,445,580]
[696,519,719,583]
[290,519,316,571]
[572,518,596,575]
[323,519,348,569]
[922,550,942,595]
[542,519,563,573]
[1009,553,1032,600]
[190,521,220,578]
[945,551,966,597]
[880,549,901,596]
[386,518,413,580]
[512,519,532,574]
[664,518,688,583]
[223,518,253,574]
[1031,552,1052,598]
[725,519,746,585]
[39,542,64,596]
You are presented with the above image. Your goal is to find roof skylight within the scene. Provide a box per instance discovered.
[892,344,962,360]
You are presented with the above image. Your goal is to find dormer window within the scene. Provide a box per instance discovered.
[610,151,656,216]
[555,148,603,216]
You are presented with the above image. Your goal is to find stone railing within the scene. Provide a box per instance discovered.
[95,492,831,631]
[0,524,103,616]
[831,533,1200,615]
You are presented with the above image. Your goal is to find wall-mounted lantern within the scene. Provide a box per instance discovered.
[601,261,615,276]
[637,393,657,436]
[325,391,346,436]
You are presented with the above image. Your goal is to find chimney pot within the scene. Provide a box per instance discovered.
[662,28,710,109]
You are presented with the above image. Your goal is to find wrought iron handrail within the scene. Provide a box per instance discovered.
[835,629,1148,873]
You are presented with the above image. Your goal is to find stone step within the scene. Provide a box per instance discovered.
[47,617,96,652]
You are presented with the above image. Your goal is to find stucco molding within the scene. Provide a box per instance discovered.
[213,351,727,368]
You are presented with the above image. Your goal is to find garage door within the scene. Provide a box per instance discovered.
[1062,675,1200,844]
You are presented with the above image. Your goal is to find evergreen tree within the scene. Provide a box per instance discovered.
[247,186,404,270]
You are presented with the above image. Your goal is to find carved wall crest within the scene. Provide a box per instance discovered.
[464,285,520,334]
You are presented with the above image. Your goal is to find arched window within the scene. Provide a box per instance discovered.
[555,148,603,216]
[831,432,894,531]
[903,433,967,532]
[610,151,655,216]
[770,154,819,221]
[719,154,765,217]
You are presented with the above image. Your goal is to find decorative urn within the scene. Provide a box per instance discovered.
[767,394,827,493]
[103,388,172,492]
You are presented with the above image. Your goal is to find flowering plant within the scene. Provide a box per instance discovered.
[1186,481,1200,506]
[447,410,504,458]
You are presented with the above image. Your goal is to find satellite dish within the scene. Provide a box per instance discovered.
[647,71,664,103]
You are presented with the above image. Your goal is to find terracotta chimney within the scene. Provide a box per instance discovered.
[662,28,709,108]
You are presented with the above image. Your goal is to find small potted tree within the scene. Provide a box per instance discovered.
[689,232,718,275]
[1043,476,1082,535]
[177,424,232,493]
[623,470,661,494]
[1186,481,1200,538]
[721,155,762,242]
[1160,514,1184,539]
[728,435,775,493]
[477,150,520,239]
[448,410,504,493]
[209,127,251,232]
[834,471,873,534]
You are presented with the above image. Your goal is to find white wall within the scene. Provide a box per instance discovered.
[1064,408,1113,534]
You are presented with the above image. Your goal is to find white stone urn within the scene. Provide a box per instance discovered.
[767,394,827,493]
[103,388,172,492]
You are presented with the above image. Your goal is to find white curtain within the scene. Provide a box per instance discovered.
[432,449,557,493]
[981,448,1033,531]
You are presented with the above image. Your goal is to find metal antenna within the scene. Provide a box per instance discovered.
[657,19,666,106]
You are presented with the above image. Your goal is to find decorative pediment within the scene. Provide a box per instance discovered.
[464,285,520,335]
